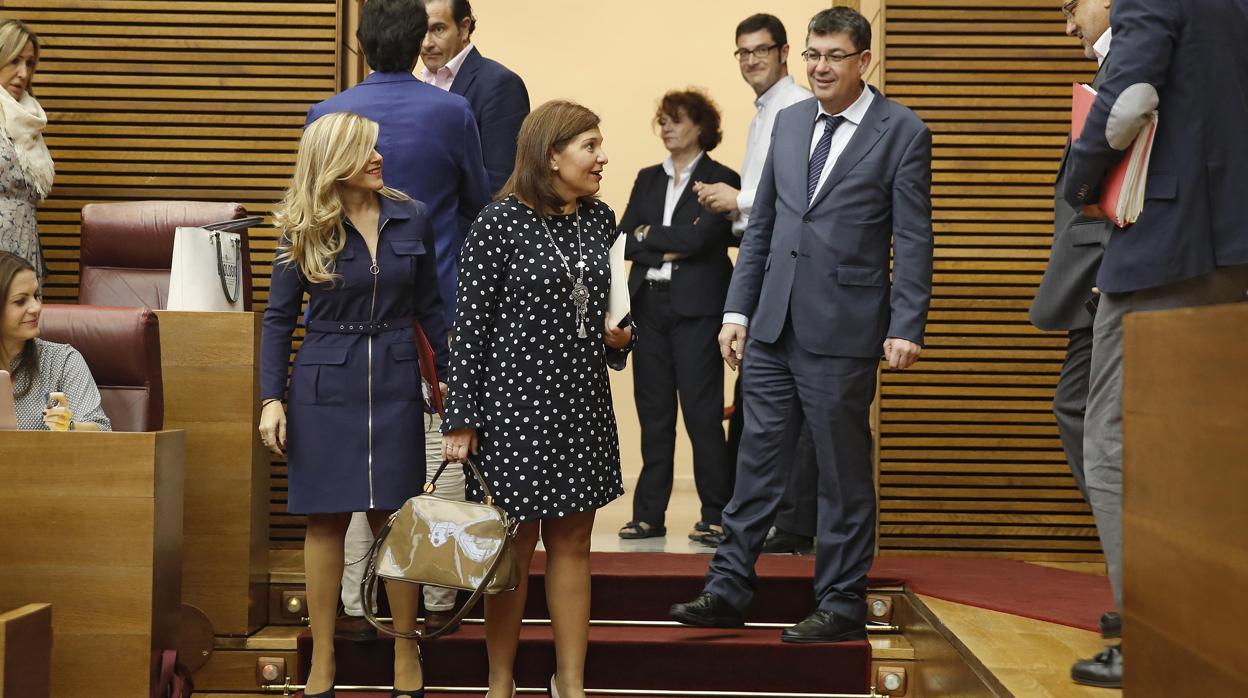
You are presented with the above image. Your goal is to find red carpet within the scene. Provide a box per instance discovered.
[573,552,1111,632]
[869,556,1113,632]
[371,552,1111,630]
[307,552,1110,693]
[300,623,871,694]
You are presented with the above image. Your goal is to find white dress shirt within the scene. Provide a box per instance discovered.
[735,75,812,235]
[724,85,876,329]
[1093,27,1113,66]
[646,151,704,281]
[420,42,475,91]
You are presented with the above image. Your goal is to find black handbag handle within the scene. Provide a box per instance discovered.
[210,231,242,304]
[361,456,516,640]
[427,455,492,501]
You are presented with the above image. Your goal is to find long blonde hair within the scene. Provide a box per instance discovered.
[272,111,409,285]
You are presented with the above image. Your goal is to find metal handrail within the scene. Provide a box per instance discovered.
[260,680,883,698]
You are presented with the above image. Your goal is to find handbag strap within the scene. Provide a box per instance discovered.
[360,506,517,640]
[427,455,492,501]
[210,231,242,304]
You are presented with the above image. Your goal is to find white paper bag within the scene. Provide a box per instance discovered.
[607,234,631,327]
[167,226,245,312]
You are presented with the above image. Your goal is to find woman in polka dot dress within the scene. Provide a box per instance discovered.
[442,101,634,698]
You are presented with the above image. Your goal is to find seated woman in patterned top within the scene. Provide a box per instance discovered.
[0,251,110,431]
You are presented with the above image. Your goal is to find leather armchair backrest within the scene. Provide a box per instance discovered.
[37,304,163,432]
[79,201,251,310]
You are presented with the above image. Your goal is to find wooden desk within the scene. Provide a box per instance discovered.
[157,310,269,635]
[1123,302,1248,695]
[1,603,52,698]
[0,430,184,698]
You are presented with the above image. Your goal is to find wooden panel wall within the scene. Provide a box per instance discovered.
[12,1,1106,560]
[878,0,1101,559]
[11,0,339,302]
[8,0,341,547]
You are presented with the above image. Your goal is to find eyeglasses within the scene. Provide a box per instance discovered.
[1061,0,1079,20]
[801,49,864,66]
[733,44,778,62]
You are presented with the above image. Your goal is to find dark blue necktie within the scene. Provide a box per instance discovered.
[807,114,845,204]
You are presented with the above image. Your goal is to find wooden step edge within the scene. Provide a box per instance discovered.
[870,634,916,661]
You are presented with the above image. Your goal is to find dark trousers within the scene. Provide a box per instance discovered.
[775,411,819,537]
[631,284,732,526]
[1054,327,1094,498]
[706,322,877,623]
[729,375,818,538]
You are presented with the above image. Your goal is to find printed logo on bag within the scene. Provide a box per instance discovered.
[429,520,498,562]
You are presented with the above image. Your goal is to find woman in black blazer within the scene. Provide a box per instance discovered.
[619,89,741,545]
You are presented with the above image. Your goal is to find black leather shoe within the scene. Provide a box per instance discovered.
[335,614,377,642]
[391,689,424,698]
[670,591,746,628]
[1071,645,1122,688]
[780,610,867,643]
[761,530,815,555]
[1099,611,1121,639]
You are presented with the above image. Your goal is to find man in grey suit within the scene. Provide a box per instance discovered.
[1063,0,1248,687]
[1031,0,1118,644]
[671,7,933,642]
[1033,0,1113,498]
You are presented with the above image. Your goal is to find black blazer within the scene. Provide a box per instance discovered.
[620,155,741,318]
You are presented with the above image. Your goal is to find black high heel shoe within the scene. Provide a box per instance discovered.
[391,640,425,697]
[303,689,335,698]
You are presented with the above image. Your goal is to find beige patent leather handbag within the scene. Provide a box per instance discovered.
[362,457,519,639]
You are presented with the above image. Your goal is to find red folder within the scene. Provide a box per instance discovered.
[411,320,444,415]
[1071,83,1158,227]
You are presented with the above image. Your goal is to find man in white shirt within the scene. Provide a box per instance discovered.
[695,14,811,236]
[691,14,818,553]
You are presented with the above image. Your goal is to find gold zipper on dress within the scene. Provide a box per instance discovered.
[365,218,387,510]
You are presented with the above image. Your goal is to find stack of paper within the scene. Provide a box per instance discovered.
[1071,83,1159,228]
[607,234,631,328]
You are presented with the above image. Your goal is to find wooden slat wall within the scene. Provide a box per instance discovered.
[13,0,338,301]
[878,0,1101,560]
[13,1,1105,560]
[8,0,340,546]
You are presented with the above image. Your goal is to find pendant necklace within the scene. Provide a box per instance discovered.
[538,205,590,338]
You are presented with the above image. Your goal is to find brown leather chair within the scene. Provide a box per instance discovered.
[78,201,251,309]
[38,305,163,432]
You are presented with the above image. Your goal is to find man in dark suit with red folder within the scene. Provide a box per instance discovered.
[1063,0,1248,687]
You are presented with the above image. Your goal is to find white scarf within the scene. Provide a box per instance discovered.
[0,88,54,200]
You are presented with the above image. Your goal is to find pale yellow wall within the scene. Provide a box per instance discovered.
[465,1,833,484]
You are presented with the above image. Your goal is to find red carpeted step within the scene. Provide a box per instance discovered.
[372,552,897,624]
[295,693,658,697]
[297,623,872,694]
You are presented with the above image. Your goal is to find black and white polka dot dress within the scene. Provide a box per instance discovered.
[443,195,632,521]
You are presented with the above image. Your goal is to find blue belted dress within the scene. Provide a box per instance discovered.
[261,196,448,514]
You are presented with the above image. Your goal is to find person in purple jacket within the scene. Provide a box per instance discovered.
[259,111,448,698]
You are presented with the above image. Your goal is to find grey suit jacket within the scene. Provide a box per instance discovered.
[1030,54,1114,331]
[724,87,933,358]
